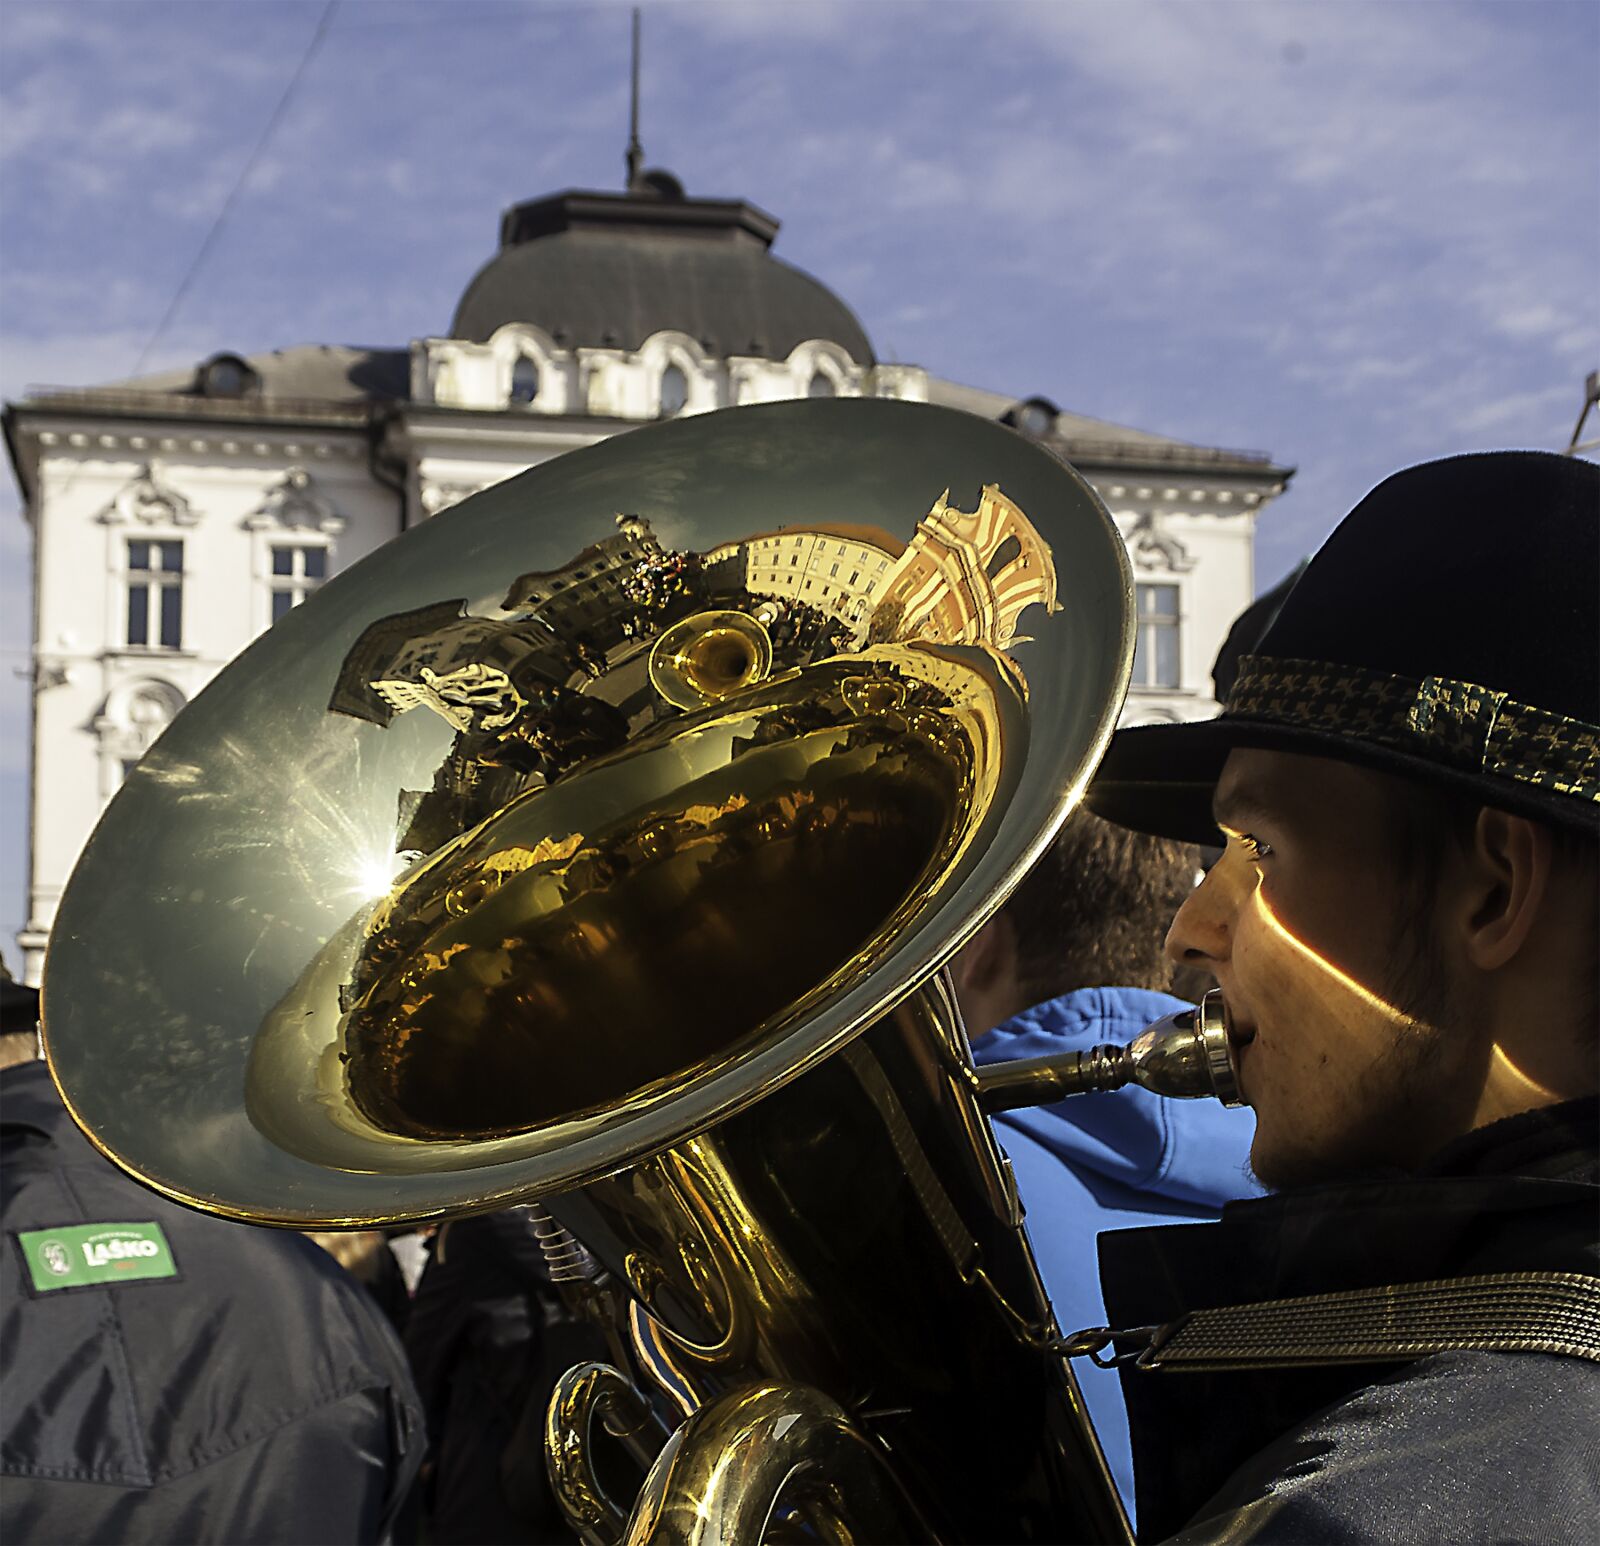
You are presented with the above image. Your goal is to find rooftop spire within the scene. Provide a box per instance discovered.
[625,8,644,192]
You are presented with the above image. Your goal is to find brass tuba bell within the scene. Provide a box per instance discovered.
[40,399,1138,1543]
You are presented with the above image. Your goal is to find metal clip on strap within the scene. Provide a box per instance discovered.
[1061,1272,1600,1374]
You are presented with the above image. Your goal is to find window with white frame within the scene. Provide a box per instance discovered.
[127,539,183,648]
[1132,582,1181,689]
[807,371,836,398]
[271,543,328,622]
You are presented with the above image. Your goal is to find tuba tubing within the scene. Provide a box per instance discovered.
[617,1382,934,1546]
[550,997,1243,1541]
[538,974,1133,1545]
[545,1362,669,1546]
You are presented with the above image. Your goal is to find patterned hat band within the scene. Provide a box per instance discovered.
[1225,656,1600,804]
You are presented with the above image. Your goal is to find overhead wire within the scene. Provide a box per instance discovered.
[129,0,341,379]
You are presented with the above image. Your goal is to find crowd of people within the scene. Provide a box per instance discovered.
[2,448,1595,1544]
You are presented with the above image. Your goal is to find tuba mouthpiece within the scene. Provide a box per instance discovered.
[975,989,1242,1113]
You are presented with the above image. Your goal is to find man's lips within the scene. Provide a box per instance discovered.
[1223,1014,1256,1103]
[1220,998,1256,1050]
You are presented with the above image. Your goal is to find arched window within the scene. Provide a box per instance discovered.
[807,371,836,398]
[509,356,540,405]
[660,364,688,417]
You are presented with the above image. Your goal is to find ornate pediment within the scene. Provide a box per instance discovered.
[244,467,346,534]
[1125,510,1196,573]
[99,463,198,527]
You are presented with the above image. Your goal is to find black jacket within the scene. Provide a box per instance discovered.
[402,1210,608,1544]
[1098,1098,1600,1544]
[1,1061,426,1544]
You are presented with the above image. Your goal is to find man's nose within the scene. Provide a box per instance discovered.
[1165,854,1247,970]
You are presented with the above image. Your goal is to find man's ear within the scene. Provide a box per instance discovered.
[949,914,1013,994]
[1460,808,1553,971]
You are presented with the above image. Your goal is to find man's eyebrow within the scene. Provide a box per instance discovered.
[1212,779,1276,827]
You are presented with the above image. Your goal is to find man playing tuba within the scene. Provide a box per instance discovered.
[1084,450,1598,1543]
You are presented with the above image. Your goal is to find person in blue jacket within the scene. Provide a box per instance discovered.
[948,805,1261,1518]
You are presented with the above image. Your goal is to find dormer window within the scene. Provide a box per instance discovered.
[660,364,688,417]
[510,356,540,405]
[1004,395,1059,438]
[807,371,836,398]
[197,353,258,398]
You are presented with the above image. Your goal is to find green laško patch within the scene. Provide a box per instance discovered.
[17,1222,177,1292]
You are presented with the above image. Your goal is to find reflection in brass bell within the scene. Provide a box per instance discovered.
[39,398,1140,1546]
[648,609,774,709]
[39,396,1138,1227]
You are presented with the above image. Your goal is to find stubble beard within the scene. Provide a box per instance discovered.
[1249,905,1477,1191]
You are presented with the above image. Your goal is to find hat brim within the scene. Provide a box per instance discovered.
[1087,716,1600,847]
[1,979,41,1033]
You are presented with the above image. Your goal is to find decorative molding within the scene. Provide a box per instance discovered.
[98,462,199,527]
[33,657,72,693]
[37,428,362,460]
[94,677,187,759]
[244,466,346,534]
[419,480,490,516]
[1125,510,1197,573]
[415,328,900,417]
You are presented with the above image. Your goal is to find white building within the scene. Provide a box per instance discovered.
[3,171,1291,982]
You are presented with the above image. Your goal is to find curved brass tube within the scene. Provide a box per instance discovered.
[620,1382,932,1546]
[546,1362,669,1546]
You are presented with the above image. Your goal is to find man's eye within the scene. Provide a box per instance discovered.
[1239,833,1273,862]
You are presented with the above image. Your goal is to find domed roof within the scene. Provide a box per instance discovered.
[450,178,875,365]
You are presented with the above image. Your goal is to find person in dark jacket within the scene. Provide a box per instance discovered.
[950,807,1261,1517]
[1,1008,427,1545]
[1085,450,1599,1542]
[402,1208,606,1544]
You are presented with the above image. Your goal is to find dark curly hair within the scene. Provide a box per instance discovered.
[1005,805,1201,1003]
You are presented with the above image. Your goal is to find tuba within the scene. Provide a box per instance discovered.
[41,399,1160,1543]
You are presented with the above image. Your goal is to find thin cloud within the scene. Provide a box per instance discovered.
[0,0,1594,954]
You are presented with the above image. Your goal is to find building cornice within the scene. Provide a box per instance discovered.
[1055,440,1294,487]
[1094,473,1290,511]
[4,409,369,514]
[388,407,624,454]
[6,389,374,427]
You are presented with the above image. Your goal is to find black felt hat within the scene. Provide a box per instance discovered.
[1088,451,1600,844]
[1,976,40,1034]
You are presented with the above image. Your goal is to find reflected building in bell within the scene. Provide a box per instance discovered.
[3,164,1292,981]
[737,524,904,636]
[870,486,1057,652]
[501,514,664,626]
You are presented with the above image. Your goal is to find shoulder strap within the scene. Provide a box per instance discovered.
[1059,1271,1600,1373]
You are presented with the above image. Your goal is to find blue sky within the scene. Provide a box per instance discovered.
[1,0,1596,963]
